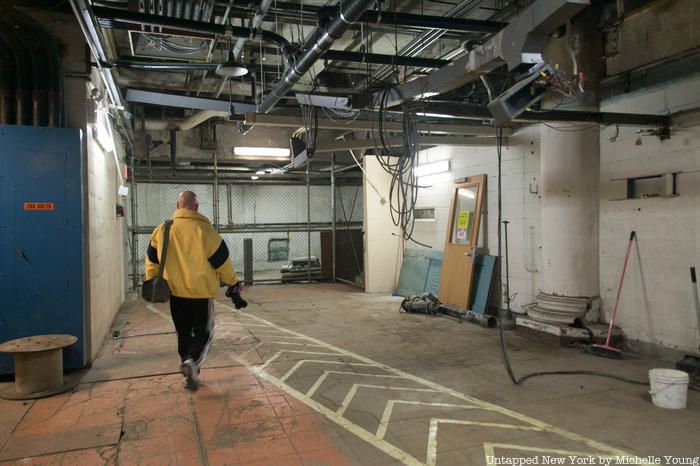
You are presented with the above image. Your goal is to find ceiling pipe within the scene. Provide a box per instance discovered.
[93,6,291,53]
[221,1,504,35]
[70,1,125,111]
[112,50,447,71]
[257,0,376,113]
[111,59,281,73]
[323,51,447,69]
[142,109,228,131]
[69,0,134,144]
[231,0,272,60]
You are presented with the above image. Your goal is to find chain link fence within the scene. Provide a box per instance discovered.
[127,179,363,288]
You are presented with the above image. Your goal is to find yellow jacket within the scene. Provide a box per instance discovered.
[145,208,237,298]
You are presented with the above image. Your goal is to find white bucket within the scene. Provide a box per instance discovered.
[648,368,689,409]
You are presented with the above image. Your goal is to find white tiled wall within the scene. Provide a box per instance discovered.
[87,108,127,359]
[599,75,700,353]
[411,127,543,313]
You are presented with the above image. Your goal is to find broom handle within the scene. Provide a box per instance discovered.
[605,231,636,347]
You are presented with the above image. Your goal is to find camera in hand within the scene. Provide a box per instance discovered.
[225,283,248,309]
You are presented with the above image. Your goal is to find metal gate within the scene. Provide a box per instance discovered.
[126,174,363,289]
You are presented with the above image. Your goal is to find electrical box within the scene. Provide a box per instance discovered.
[0,126,87,373]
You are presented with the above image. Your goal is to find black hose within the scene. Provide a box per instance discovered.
[494,127,647,387]
[497,318,648,386]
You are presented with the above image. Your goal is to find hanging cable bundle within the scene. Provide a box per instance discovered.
[373,89,430,248]
[301,104,319,156]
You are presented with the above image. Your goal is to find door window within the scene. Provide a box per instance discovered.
[451,186,477,245]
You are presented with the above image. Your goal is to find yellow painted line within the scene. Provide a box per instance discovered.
[217,304,647,465]
[280,360,375,383]
[428,418,545,466]
[306,371,408,398]
[377,401,483,439]
[224,306,638,459]
[337,384,439,417]
[270,341,325,347]
[258,350,342,371]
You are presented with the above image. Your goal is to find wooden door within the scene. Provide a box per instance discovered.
[438,175,486,308]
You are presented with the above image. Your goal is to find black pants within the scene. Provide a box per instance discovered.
[169,296,215,365]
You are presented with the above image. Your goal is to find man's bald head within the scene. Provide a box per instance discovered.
[177,191,198,211]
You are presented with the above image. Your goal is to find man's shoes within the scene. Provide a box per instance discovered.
[181,359,200,390]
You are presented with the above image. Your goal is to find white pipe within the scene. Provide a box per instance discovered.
[143,110,228,131]
[232,0,273,60]
[215,0,274,99]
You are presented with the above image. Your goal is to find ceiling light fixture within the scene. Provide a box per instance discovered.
[216,49,248,78]
[233,146,291,159]
[251,175,259,180]
[255,170,266,175]
[414,160,450,177]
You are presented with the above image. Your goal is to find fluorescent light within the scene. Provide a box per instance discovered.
[255,170,266,175]
[414,160,449,177]
[251,176,259,180]
[416,91,440,99]
[234,147,290,158]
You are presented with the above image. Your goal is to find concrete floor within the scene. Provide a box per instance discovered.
[0,283,698,465]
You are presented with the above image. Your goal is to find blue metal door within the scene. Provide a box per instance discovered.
[0,126,86,373]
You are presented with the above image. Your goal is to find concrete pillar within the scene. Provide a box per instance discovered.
[363,156,403,293]
[528,123,600,323]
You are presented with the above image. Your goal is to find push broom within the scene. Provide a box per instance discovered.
[590,231,636,359]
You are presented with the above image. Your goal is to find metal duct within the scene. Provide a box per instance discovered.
[257,0,376,113]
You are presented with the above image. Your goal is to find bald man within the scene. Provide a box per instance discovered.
[145,191,240,389]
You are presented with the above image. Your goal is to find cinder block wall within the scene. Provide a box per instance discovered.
[599,75,700,354]
[411,126,543,313]
[410,76,700,353]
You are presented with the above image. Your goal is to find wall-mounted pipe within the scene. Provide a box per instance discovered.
[0,13,32,125]
[257,0,376,113]
[9,9,63,127]
[0,33,14,125]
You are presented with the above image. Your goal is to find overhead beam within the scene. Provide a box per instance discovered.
[243,113,509,136]
[372,0,590,109]
[313,136,499,153]
[358,11,506,34]
[428,103,672,128]
[126,89,258,113]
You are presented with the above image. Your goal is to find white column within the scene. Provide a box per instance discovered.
[363,156,403,293]
[529,123,600,323]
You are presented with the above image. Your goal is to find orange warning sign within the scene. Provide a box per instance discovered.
[23,202,54,211]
